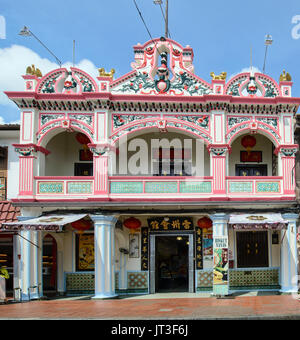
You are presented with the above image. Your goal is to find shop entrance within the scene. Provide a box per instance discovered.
[150,233,194,293]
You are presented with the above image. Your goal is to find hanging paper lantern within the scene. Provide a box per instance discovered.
[71,219,91,234]
[197,217,212,229]
[76,132,90,145]
[123,217,141,233]
[241,135,256,155]
[75,132,90,155]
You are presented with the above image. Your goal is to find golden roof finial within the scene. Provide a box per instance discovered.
[26,64,42,78]
[98,68,115,79]
[210,71,227,80]
[279,70,292,82]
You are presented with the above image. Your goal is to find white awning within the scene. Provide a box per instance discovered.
[229,213,288,230]
[0,214,88,232]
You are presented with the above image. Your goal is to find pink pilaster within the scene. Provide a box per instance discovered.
[19,156,35,196]
[208,145,231,195]
[275,145,298,196]
[93,155,108,195]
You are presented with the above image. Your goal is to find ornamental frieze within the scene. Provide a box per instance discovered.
[112,114,159,131]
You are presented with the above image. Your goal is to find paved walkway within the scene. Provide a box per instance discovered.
[0,292,299,320]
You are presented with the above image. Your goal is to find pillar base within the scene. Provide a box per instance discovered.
[280,286,299,294]
[92,293,118,300]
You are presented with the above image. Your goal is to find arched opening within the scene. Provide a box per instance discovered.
[44,131,93,177]
[42,234,57,296]
[229,133,277,176]
[113,130,210,177]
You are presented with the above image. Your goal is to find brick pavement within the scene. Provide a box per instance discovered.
[0,293,299,320]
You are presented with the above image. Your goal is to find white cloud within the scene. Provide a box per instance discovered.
[0,44,99,122]
[227,66,262,81]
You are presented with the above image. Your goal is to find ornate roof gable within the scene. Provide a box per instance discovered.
[37,67,98,94]
[110,37,212,96]
[225,72,281,98]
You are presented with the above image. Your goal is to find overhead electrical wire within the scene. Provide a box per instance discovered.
[132,0,162,56]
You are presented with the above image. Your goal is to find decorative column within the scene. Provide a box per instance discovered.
[276,146,298,196]
[13,217,42,301]
[13,144,49,198]
[281,213,299,293]
[208,145,231,196]
[211,213,230,296]
[90,215,118,299]
[89,144,114,197]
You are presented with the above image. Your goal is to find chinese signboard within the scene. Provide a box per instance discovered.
[213,236,229,295]
[141,227,149,271]
[195,226,203,269]
[147,217,194,231]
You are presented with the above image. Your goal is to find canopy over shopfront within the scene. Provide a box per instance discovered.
[229,213,288,230]
[0,214,89,232]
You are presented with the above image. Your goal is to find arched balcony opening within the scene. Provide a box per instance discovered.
[113,130,210,177]
[226,132,282,197]
[44,131,93,177]
[229,133,278,177]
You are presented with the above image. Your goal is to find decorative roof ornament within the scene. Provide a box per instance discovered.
[279,70,292,82]
[98,68,115,79]
[210,72,227,80]
[26,64,42,78]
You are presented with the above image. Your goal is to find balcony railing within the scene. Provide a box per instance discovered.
[35,176,94,197]
[226,176,283,196]
[33,175,287,200]
[109,176,213,195]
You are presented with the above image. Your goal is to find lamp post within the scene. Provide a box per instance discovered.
[262,34,273,74]
[19,26,62,68]
[153,0,169,39]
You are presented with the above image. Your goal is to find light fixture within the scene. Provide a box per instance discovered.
[164,217,169,221]
[19,26,62,68]
[262,34,273,74]
[176,236,182,241]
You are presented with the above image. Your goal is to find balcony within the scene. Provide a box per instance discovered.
[32,175,289,201]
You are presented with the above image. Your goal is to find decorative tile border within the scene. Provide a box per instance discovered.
[127,271,148,290]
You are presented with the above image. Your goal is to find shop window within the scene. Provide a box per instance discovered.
[236,231,269,268]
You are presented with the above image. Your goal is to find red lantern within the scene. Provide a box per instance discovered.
[75,132,90,145]
[197,217,212,229]
[71,219,91,234]
[241,135,256,155]
[76,132,91,155]
[123,217,141,233]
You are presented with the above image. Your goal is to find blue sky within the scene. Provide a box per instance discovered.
[0,0,300,123]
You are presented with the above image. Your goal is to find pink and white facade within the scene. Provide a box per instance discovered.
[3,37,300,299]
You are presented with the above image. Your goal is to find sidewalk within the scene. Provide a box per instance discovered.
[0,292,299,320]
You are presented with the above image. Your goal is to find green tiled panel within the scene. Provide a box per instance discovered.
[229,269,279,286]
[256,182,280,193]
[145,181,177,193]
[229,182,252,193]
[180,181,212,193]
[38,182,63,194]
[67,181,92,194]
[110,181,143,193]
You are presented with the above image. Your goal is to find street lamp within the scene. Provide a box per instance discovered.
[19,26,62,68]
[262,34,273,74]
[153,0,169,39]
